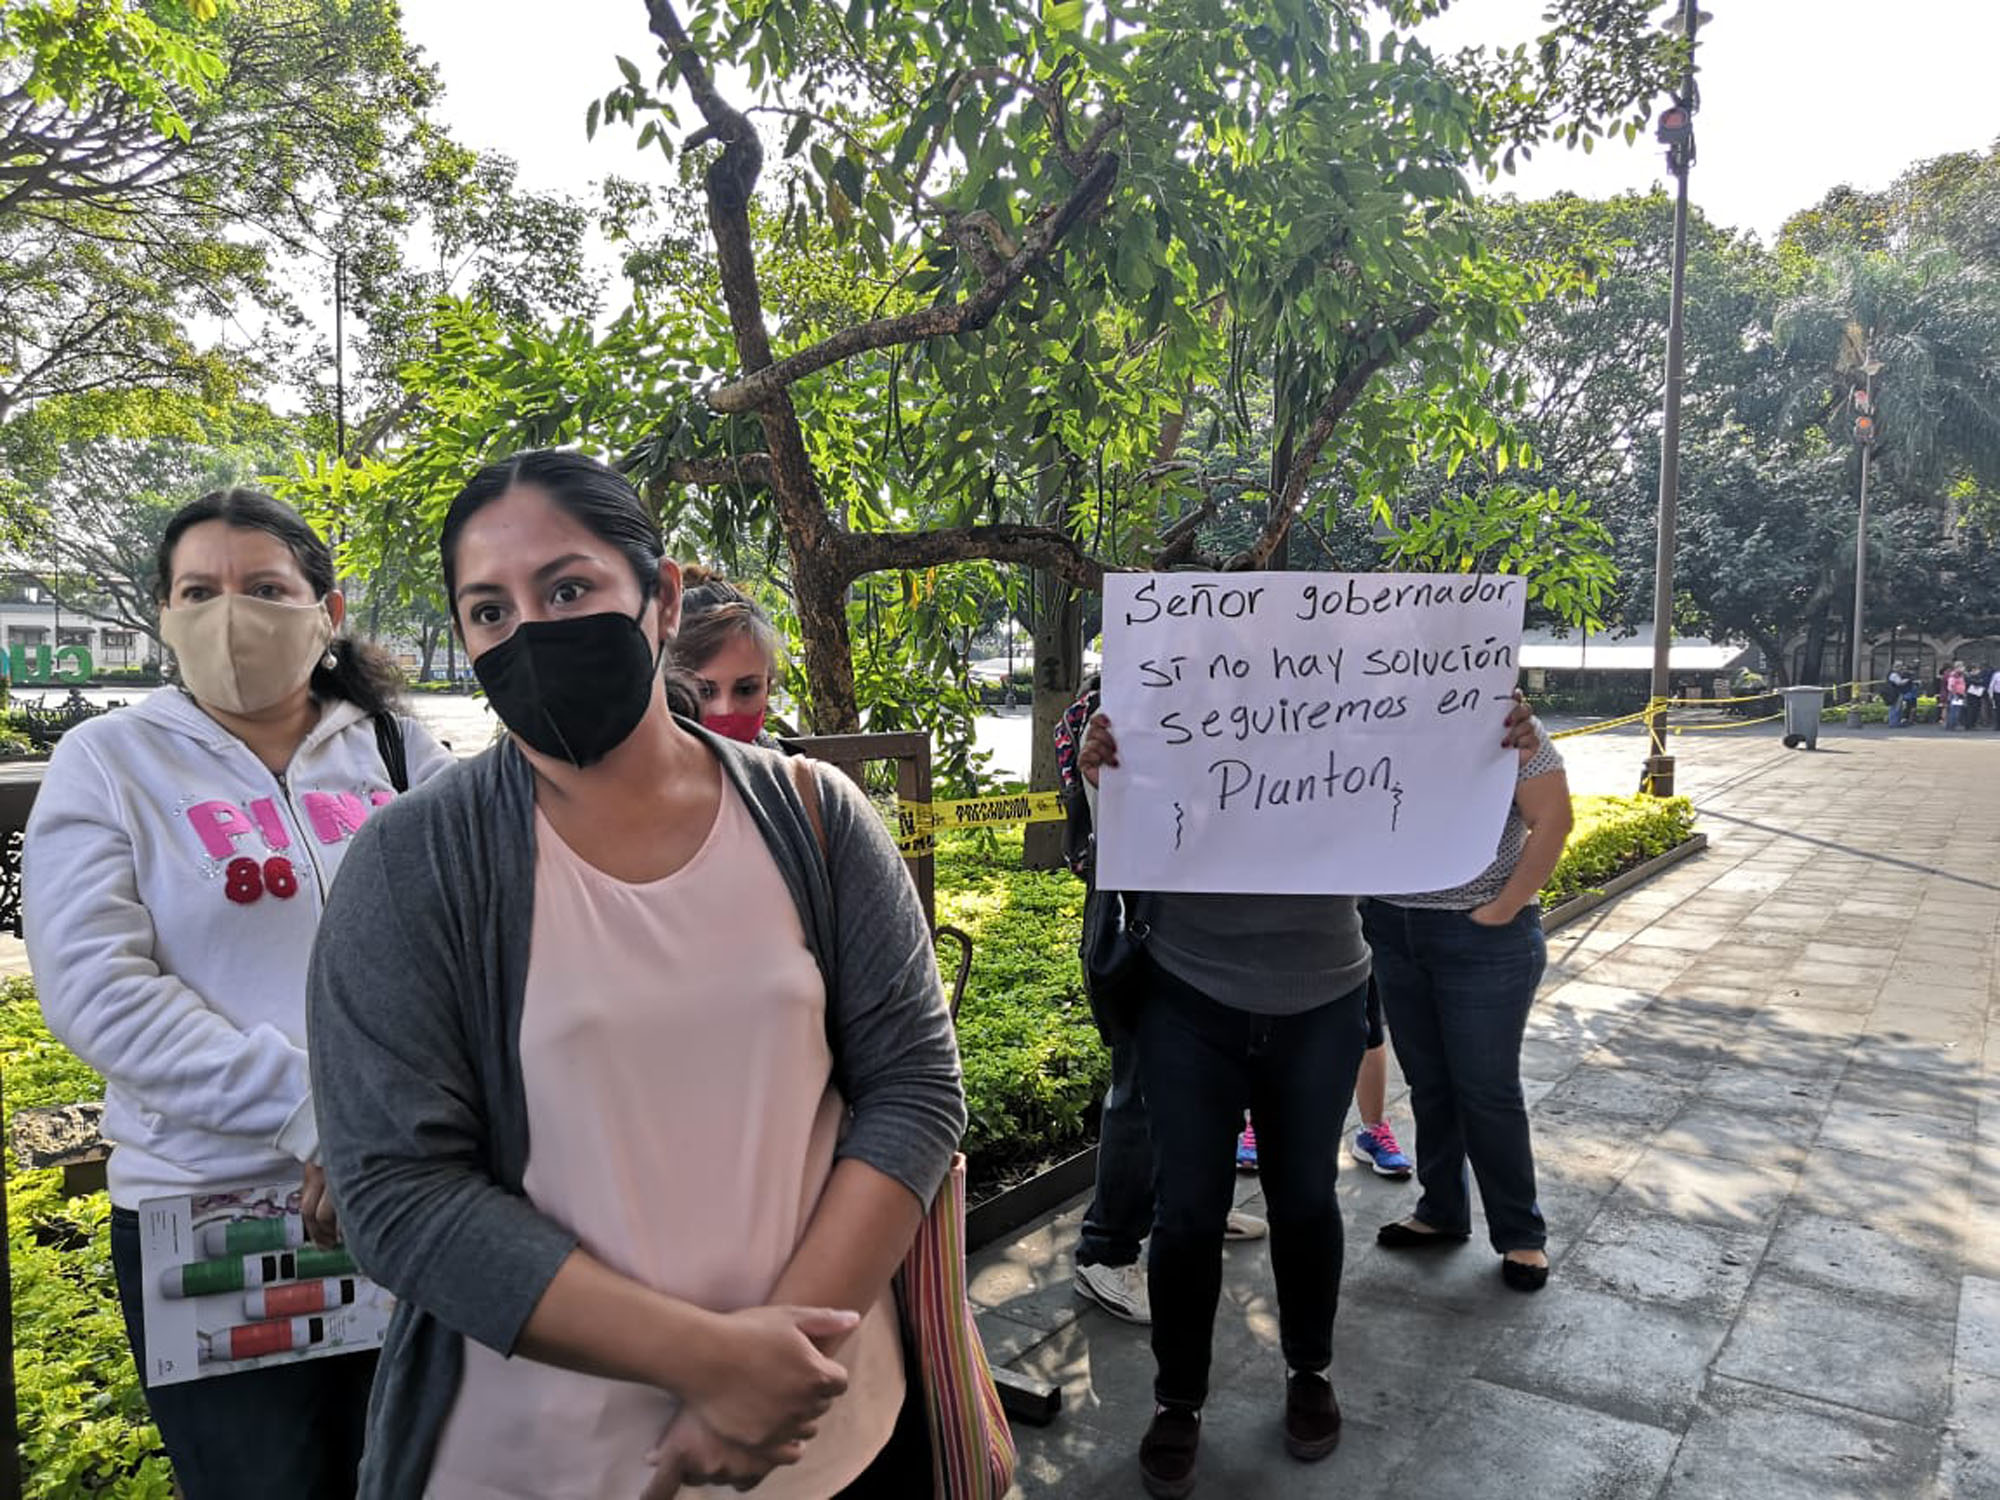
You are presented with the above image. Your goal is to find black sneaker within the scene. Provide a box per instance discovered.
[1283,1370,1343,1462]
[1139,1403,1201,1499]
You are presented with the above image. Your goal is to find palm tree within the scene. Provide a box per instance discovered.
[1771,245,2000,676]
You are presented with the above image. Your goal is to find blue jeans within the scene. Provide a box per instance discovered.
[1362,901,1548,1253]
[1077,1036,1152,1269]
[110,1208,375,1500]
[1135,962,1369,1408]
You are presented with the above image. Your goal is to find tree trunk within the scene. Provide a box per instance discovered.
[1023,565,1083,871]
[791,545,859,733]
[417,623,439,683]
[1799,601,1833,685]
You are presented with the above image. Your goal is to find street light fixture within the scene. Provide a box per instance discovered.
[1847,364,1880,726]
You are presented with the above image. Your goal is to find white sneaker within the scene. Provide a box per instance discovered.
[1225,1211,1269,1242]
[1075,1260,1152,1324]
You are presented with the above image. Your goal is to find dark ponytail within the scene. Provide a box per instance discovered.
[156,488,404,717]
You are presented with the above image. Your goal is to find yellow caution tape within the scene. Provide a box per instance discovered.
[895,790,1067,852]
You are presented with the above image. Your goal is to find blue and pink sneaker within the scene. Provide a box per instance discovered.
[1236,1119,1259,1173]
[1351,1121,1413,1179]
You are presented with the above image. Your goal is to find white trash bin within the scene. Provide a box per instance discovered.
[1781,686,1825,750]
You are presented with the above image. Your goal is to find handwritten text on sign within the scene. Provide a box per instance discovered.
[1095,573,1527,896]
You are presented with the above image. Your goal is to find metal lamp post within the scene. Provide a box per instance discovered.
[1643,0,1704,797]
[1847,371,1879,726]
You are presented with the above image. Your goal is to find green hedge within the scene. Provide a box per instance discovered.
[1,795,1699,1490]
[1,978,173,1498]
[1540,794,1697,908]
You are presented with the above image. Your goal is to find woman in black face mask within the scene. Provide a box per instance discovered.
[305,450,965,1500]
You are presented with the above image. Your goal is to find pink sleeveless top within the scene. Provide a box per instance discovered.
[426,780,904,1498]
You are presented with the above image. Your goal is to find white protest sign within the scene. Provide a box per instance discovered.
[1095,572,1527,896]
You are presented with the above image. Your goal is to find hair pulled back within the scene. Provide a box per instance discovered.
[156,488,403,718]
[439,448,700,719]
[674,564,785,679]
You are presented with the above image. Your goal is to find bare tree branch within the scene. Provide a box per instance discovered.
[840,523,1107,593]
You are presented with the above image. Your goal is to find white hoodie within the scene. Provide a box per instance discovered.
[24,688,455,1207]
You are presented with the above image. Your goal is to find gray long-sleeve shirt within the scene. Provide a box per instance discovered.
[1081,723,1370,1013]
[307,729,966,1498]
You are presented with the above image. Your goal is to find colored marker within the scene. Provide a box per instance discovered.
[199,1214,305,1259]
[243,1277,357,1320]
[200,1316,328,1363]
[161,1245,359,1300]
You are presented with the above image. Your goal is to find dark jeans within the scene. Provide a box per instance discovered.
[1134,962,1369,1408]
[1077,1035,1152,1269]
[1361,901,1548,1253]
[110,1207,375,1500]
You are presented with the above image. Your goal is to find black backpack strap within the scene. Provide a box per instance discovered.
[373,712,410,794]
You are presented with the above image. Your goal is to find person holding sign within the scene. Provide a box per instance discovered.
[1077,691,1541,1499]
[1364,737,1572,1292]
[23,490,453,1499]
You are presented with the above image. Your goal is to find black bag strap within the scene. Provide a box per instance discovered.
[373,712,410,794]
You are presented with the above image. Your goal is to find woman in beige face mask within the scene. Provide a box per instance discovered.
[22,488,455,1500]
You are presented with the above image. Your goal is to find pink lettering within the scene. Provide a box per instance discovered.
[369,790,395,809]
[247,797,291,852]
[186,801,257,861]
[302,791,370,845]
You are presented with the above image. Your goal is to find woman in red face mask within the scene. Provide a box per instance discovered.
[675,566,785,745]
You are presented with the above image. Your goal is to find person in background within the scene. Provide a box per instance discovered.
[24,489,454,1499]
[1967,665,1989,731]
[673,565,786,746]
[1056,679,1267,1331]
[1366,734,1572,1293]
[1887,663,1915,728]
[1237,988,1412,1183]
[1945,661,1969,730]
[308,449,964,1499]
[1079,696,1543,1498]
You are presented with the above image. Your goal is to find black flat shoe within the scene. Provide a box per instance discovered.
[1501,1256,1550,1292]
[1376,1220,1471,1250]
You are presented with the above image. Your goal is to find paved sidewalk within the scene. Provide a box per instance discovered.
[971,727,2000,1499]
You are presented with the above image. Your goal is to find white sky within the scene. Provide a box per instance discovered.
[398,0,2000,252]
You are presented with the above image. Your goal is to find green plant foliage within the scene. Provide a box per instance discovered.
[1541,793,1697,908]
[0,977,173,1498]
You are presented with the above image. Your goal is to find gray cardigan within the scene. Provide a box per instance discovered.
[306,730,966,1497]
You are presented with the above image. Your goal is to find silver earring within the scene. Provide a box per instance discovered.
[321,649,338,671]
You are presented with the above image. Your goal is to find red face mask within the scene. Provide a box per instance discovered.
[703,710,766,743]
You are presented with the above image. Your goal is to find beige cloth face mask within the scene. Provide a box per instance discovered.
[158,594,336,716]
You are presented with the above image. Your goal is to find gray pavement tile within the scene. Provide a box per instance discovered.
[1564,1203,1764,1319]
[1579,956,1699,992]
[1607,1145,1798,1232]
[1790,1151,1973,1261]
[1540,1067,1697,1130]
[1831,1062,1986,1122]
[1657,1097,1819,1170]
[1628,924,1734,953]
[1715,1273,1955,1426]
[1479,1283,1733,1427]
[1694,1060,1839,1120]
[1806,940,1906,969]
[1375,1379,1679,1500]
[1589,1022,1734,1074]
[1817,1101,1972,1166]
[1959,1276,2000,1381]
[1940,1371,2000,1500]
[1662,1376,1942,1500]
[1762,1210,1961,1320]
[1768,983,1884,1015]
[1865,1005,1989,1053]
[1519,1034,1591,1083]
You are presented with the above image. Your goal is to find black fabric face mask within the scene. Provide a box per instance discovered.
[473,608,660,767]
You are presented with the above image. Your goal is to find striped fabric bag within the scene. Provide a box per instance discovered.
[896,1153,1017,1499]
